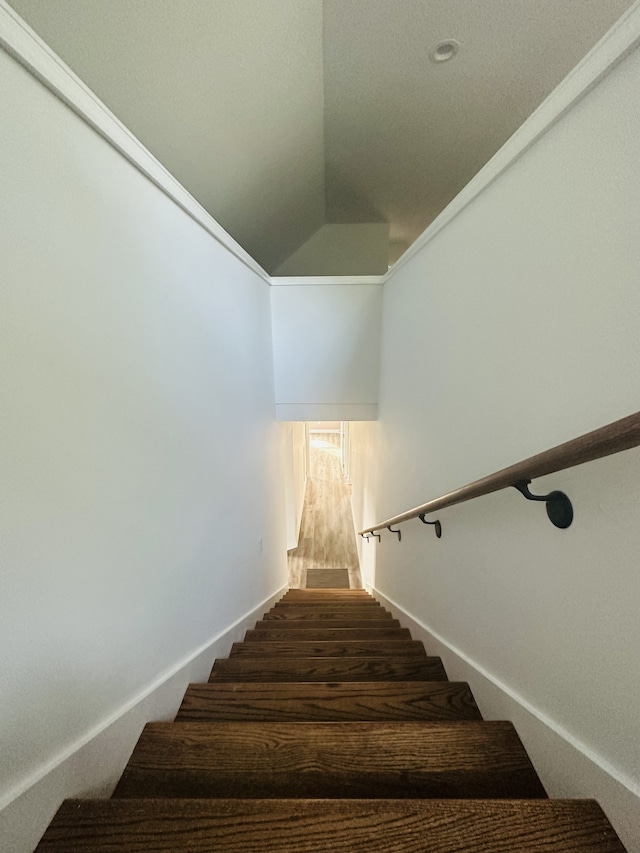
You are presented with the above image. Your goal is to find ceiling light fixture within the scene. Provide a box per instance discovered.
[430,39,460,63]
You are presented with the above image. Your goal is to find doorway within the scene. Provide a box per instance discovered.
[288,422,362,589]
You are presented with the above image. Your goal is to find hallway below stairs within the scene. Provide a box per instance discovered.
[288,431,362,589]
[36,590,627,851]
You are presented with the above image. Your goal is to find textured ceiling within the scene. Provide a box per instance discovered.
[8,0,633,272]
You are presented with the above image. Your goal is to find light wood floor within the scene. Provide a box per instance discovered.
[288,434,362,589]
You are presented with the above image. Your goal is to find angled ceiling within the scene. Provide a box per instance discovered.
[8,0,632,273]
[323,0,633,247]
[8,0,326,273]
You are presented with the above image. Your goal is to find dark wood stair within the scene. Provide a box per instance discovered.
[36,799,626,853]
[209,655,447,682]
[112,720,545,799]
[35,588,627,851]
[262,607,394,620]
[244,626,413,641]
[254,617,404,629]
[176,680,483,722]
[274,596,382,605]
[229,638,427,655]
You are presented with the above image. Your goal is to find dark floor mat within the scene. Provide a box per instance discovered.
[306,568,350,588]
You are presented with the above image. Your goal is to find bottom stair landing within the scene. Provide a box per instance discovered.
[35,589,627,852]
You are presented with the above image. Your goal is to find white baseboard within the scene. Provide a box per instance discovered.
[0,585,286,853]
[369,584,640,853]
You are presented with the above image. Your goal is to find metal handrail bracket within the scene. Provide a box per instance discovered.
[359,411,640,538]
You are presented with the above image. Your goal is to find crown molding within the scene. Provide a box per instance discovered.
[270,276,384,286]
[0,0,270,284]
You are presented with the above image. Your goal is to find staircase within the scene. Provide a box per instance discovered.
[36,589,626,851]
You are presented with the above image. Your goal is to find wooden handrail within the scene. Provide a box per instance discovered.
[359,411,640,535]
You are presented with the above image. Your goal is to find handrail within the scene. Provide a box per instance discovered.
[359,411,640,535]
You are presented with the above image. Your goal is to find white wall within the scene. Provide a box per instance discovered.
[349,420,380,588]
[271,284,382,421]
[9,0,327,274]
[0,45,287,851]
[351,39,640,852]
[273,223,390,276]
[279,421,307,550]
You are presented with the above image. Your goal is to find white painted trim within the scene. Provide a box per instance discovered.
[276,403,378,422]
[0,0,270,284]
[369,584,640,800]
[0,584,287,812]
[270,276,384,286]
[383,0,640,284]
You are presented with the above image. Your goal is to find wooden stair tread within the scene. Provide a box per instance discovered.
[280,596,373,603]
[209,656,447,682]
[285,588,370,593]
[272,605,384,613]
[280,597,373,603]
[176,681,482,722]
[31,589,628,850]
[254,619,402,629]
[244,627,412,642]
[229,640,426,657]
[273,601,382,608]
[36,798,626,852]
[263,608,393,620]
[112,721,546,799]
[284,584,371,596]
